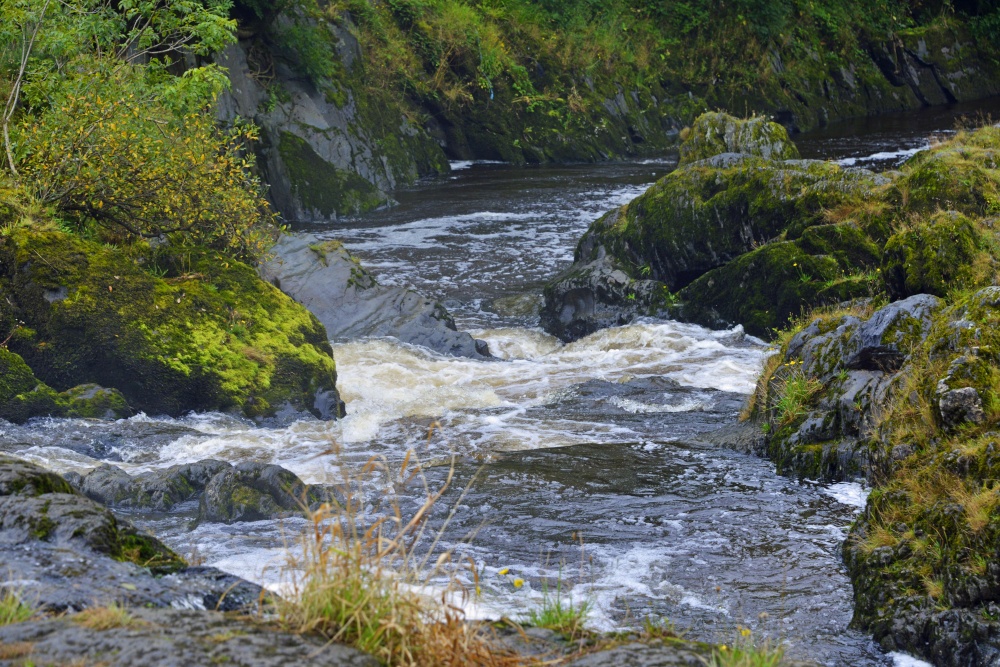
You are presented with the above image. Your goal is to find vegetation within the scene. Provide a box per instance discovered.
[0,588,33,626]
[524,576,591,639]
[1,0,276,260]
[279,453,517,667]
[72,603,144,631]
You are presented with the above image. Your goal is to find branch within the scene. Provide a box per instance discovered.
[3,0,53,176]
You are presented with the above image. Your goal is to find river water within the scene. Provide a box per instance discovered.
[5,100,999,665]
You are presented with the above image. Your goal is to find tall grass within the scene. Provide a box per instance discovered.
[0,588,33,626]
[278,451,518,667]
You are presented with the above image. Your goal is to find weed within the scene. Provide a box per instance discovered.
[524,575,591,639]
[704,627,784,667]
[279,452,516,667]
[0,588,33,626]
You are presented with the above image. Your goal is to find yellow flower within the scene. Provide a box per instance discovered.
[792,262,798,267]
[719,645,728,652]
[498,568,510,576]
[513,579,524,589]
[740,627,752,638]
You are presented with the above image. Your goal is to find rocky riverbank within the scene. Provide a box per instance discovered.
[545,110,1000,664]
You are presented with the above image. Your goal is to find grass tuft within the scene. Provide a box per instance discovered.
[524,577,591,639]
[0,588,33,626]
[72,603,143,631]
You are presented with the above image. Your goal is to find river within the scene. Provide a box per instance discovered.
[5,99,1000,665]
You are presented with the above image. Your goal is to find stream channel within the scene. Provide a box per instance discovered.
[5,98,1000,665]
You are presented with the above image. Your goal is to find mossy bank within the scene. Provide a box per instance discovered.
[0,229,344,422]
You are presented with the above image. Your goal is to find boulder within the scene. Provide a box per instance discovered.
[0,455,265,613]
[261,234,490,358]
[198,461,320,523]
[678,112,800,165]
[0,348,134,424]
[81,460,232,511]
[0,230,343,420]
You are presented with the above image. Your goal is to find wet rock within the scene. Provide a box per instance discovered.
[0,454,266,613]
[199,461,318,524]
[261,233,490,358]
[81,460,232,511]
[0,607,377,667]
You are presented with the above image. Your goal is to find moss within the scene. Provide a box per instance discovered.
[278,131,389,218]
[881,211,990,300]
[1,229,341,420]
[112,528,186,574]
[678,112,799,165]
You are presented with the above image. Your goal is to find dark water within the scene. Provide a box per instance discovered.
[8,98,998,666]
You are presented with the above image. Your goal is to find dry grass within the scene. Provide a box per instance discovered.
[72,603,143,631]
[0,642,33,660]
[278,452,521,667]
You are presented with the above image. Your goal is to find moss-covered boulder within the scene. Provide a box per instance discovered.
[0,347,134,424]
[882,211,993,300]
[678,112,800,166]
[0,230,343,420]
[677,228,880,337]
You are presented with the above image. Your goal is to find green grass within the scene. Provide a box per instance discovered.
[0,588,33,626]
[524,577,591,639]
[773,371,822,425]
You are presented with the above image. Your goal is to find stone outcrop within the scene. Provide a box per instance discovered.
[261,233,490,358]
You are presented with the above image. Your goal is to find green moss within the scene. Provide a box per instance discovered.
[278,131,389,218]
[112,528,186,574]
[1,229,341,420]
[881,211,989,300]
[678,112,799,165]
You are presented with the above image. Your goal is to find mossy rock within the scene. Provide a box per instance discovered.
[895,127,1000,218]
[0,347,134,424]
[881,210,991,300]
[678,112,800,165]
[677,240,874,338]
[277,131,390,218]
[0,230,342,420]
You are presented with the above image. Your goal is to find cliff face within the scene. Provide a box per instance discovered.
[216,5,1000,225]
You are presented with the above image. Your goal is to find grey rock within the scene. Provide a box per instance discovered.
[261,233,490,358]
[0,607,377,667]
[938,385,985,428]
[199,461,315,524]
[841,294,942,372]
[0,455,261,614]
[81,460,232,511]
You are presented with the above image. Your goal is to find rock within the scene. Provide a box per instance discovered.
[539,242,673,342]
[0,455,268,613]
[81,460,232,511]
[678,112,799,165]
[261,233,490,358]
[199,461,318,523]
[0,230,343,421]
[562,642,704,667]
[937,386,985,428]
[0,607,378,667]
[838,294,943,373]
[0,348,134,424]
[541,112,889,341]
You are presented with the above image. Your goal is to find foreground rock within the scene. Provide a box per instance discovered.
[262,234,490,358]
[0,455,261,612]
[0,230,343,421]
[742,287,1000,665]
[0,607,377,667]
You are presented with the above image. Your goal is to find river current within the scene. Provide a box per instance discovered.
[5,99,1000,665]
